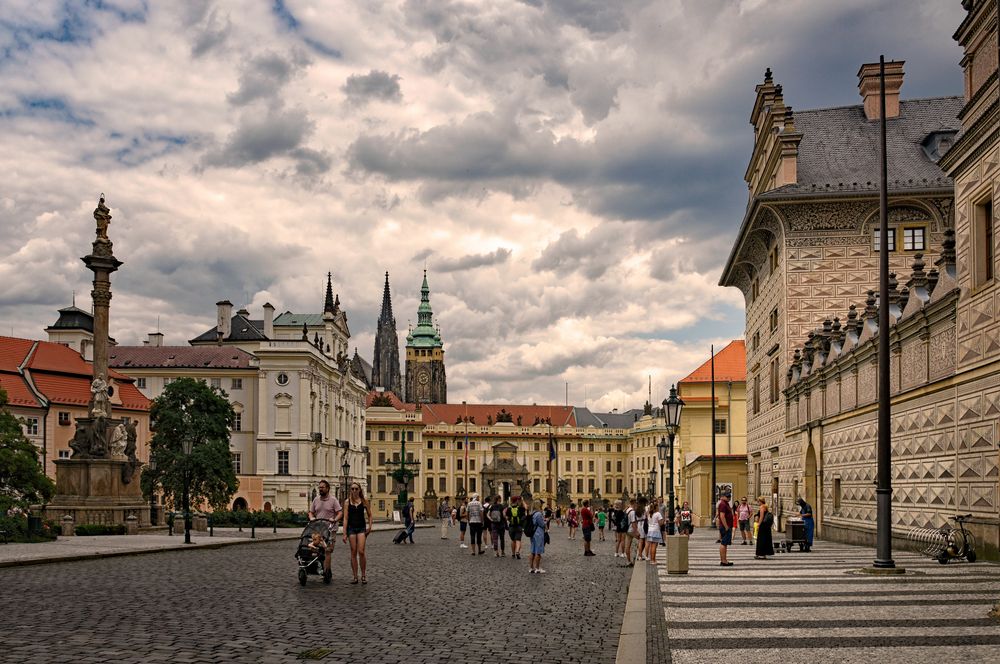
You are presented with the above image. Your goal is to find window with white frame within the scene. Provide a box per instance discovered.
[873,228,896,252]
[136,377,146,389]
[232,411,242,432]
[23,417,39,436]
[277,450,289,475]
[58,411,71,426]
[230,378,242,390]
[232,452,242,474]
[58,450,70,459]
[210,377,221,390]
[902,227,925,251]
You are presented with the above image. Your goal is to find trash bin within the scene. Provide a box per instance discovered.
[666,535,689,574]
[785,516,806,551]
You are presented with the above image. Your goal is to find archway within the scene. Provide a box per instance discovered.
[232,497,248,511]
[263,502,273,512]
[804,443,818,525]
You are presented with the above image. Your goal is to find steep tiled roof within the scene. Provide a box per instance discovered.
[420,403,575,427]
[189,314,267,344]
[679,340,746,384]
[45,305,94,332]
[30,373,148,410]
[759,97,962,199]
[0,372,41,407]
[109,346,255,369]
[0,336,35,373]
[365,390,416,411]
[273,312,325,327]
[578,408,646,428]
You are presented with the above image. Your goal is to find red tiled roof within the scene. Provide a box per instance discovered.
[419,403,576,427]
[679,340,746,384]
[0,372,41,408]
[109,346,256,369]
[30,373,149,411]
[365,390,416,411]
[0,336,34,373]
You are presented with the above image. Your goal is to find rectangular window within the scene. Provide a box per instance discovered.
[277,450,289,475]
[534,443,540,452]
[565,459,571,472]
[470,442,476,451]
[769,307,779,333]
[588,460,594,472]
[470,478,477,492]
[58,411,71,426]
[233,412,242,431]
[378,431,385,441]
[427,458,433,470]
[58,449,70,459]
[617,478,623,493]
[588,443,594,452]
[426,477,433,492]
[393,431,400,442]
[136,377,146,389]
[588,478,595,492]
[210,378,221,390]
[231,452,242,475]
[392,452,399,463]
[378,452,386,466]
[617,461,622,472]
[230,378,242,390]
[439,477,446,492]
[713,419,727,435]
[873,228,896,252]
[533,459,540,472]
[752,331,760,352]
[974,198,994,286]
[377,475,386,492]
[457,459,463,471]
[750,278,759,302]
[439,441,446,449]
[605,478,612,493]
[23,417,39,436]
[426,441,433,449]
[576,443,583,452]
[469,459,476,471]
[770,357,780,404]
[457,440,463,450]
[769,246,779,273]
[577,460,583,472]
[605,460,611,472]
[605,444,611,452]
[576,479,583,494]
[534,478,541,493]
[902,227,925,251]
[753,375,761,414]
[378,499,385,511]
[834,478,842,512]
[365,430,371,441]
[439,457,446,470]
[407,431,413,441]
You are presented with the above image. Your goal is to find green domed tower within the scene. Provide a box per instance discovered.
[405,271,447,404]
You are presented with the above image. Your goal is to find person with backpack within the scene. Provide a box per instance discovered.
[580,499,596,556]
[527,499,547,574]
[488,495,507,557]
[596,506,607,542]
[566,503,579,540]
[506,495,525,560]
[467,494,485,556]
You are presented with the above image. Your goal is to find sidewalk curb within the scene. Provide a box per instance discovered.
[0,534,302,569]
[615,560,646,664]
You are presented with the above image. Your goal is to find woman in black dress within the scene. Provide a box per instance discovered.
[754,498,774,559]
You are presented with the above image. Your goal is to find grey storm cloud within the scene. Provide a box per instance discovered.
[190,7,232,58]
[201,106,330,174]
[342,70,403,106]
[532,224,628,279]
[436,248,512,273]
[228,52,310,105]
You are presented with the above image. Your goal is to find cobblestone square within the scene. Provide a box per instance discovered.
[0,527,630,664]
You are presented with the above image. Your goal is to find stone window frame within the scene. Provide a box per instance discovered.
[136,377,146,389]
[277,449,290,475]
[231,452,242,475]
[902,226,926,251]
[972,191,995,288]
[872,227,897,252]
[57,411,71,426]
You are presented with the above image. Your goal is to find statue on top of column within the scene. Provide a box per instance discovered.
[95,194,111,242]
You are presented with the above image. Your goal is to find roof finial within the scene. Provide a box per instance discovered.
[764,67,772,83]
[324,272,335,314]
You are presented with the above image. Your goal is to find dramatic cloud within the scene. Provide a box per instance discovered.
[0,0,966,410]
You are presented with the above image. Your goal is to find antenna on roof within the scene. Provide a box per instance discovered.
[156,316,160,333]
[72,290,76,307]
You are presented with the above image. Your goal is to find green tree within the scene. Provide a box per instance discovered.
[142,377,238,511]
[0,389,55,512]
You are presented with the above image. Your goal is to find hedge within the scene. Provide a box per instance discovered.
[0,514,58,543]
[74,524,127,536]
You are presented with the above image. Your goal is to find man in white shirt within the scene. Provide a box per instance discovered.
[307,480,342,575]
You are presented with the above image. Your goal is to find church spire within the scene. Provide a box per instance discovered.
[379,271,394,322]
[324,272,335,314]
[372,270,403,397]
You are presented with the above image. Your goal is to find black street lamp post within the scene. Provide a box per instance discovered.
[342,458,351,503]
[647,468,656,501]
[180,437,193,545]
[662,384,684,537]
[148,457,157,526]
[657,437,669,532]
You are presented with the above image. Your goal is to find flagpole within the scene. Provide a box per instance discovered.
[710,344,717,520]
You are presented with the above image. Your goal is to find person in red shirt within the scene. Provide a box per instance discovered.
[716,492,734,566]
[580,499,596,556]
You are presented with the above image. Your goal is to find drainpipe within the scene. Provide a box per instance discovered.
[727,381,732,455]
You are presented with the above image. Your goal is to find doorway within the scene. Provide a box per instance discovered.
[502,481,511,502]
[805,443,818,527]
[232,497,248,511]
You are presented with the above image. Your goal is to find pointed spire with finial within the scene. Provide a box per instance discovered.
[324,272,335,314]
[379,271,394,323]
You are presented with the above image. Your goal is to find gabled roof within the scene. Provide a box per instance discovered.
[0,372,41,408]
[419,403,575,427]
[679,340,746,384]
[189,314,267,344]
[273,312,325,327]
[365,390,416,411]
[109,346,256,369]
[0,336,35,373]
[575,407,647,428]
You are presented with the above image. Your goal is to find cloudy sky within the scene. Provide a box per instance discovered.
[0,0,966,410]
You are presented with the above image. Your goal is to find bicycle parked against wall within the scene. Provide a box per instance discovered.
[908,514,977,564]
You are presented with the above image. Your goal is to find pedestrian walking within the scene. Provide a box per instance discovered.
[566,503,579,539]
[506,495,525,559]
[555,506,562,527]
[596,506,607,541]
[580,499,596,556]
[458,498,469,549]
[754,498,774,560]
[404,497,416,544]
[625,499,639,566]
[467,493,485,555]
[736,496,753,545]
[646,499,663,565]
[482,497,493,548]
[307,480,343,577]
[488,495,507,557]
[797,497,814,552]
[439,496,451,540]
[636,497,648,561]
[717,492,734,566]
[610,500,626,558]
[528,499,547,574]
[677,501,694,536]
[342,482,373,584]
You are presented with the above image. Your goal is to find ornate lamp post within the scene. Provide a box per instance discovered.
[662,384,684,536]
[180,436,193,544]
[389,427,420,510]
[647,468,657,501]
[341,458,351,503]
[148,457,158,526]
[657,437,668,529]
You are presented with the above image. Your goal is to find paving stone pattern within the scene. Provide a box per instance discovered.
[657,530,1000,664]
[0,526,630,664]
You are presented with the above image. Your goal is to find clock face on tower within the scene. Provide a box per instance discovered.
[417,370,430,385]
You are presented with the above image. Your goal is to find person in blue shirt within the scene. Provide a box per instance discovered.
[529,500,547,574]
[797,497,814,552]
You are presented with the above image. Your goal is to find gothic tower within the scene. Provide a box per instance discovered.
[405,270,447,404]
[372,272,403,396]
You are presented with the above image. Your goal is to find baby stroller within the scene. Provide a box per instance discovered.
[296,519,335,586]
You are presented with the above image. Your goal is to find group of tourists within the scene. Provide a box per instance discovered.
[714,493,814,565]
[443,494,552,572]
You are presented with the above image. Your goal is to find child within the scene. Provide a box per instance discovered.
[308,532,327,554]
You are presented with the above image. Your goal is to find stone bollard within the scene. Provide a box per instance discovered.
[666,534,689,574]
[193,514,208,532]
[61,515,75,537]
[125,515,138,536]
[173,515,185,536]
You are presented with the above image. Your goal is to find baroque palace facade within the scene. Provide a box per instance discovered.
[723,1,999,558]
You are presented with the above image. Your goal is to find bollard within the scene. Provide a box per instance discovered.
[666,534,689,574]
[61,515,75,537]
[238,512,243,532]
[125,515,139,536]
[167,512,174,536]
[273,512,277,534]
[173,514,185,538]
[209,514,214,537]
[251,513,256,539]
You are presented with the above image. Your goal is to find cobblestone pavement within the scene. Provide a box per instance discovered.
[0,525,630,663]
[656,530,1000,664]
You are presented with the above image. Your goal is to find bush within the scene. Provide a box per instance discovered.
[0,513,58,543]
[74,524,127,536]
[206,508,309,528]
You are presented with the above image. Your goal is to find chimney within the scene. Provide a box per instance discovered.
[216,300,233,341]
[263,302,274,339]
[858,60,904,121]
[145,332,164,347]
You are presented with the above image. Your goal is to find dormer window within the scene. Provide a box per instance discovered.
[920,130,958,162]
